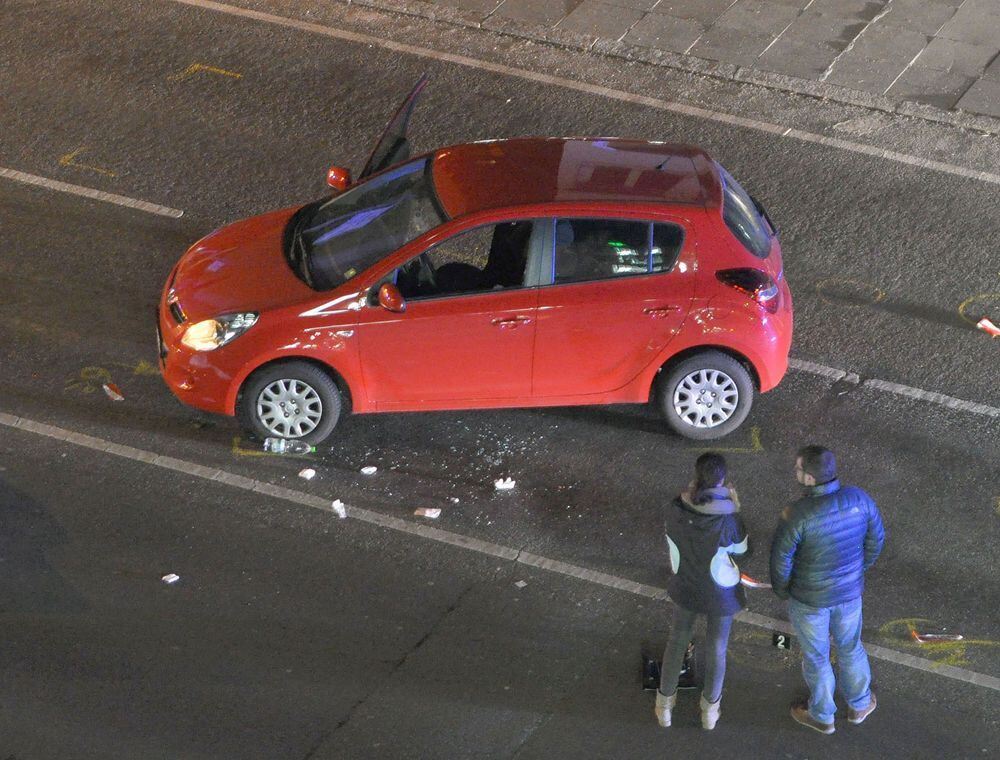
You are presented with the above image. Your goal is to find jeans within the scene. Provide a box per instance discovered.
[788,596,872,724]
[659,606,733,703]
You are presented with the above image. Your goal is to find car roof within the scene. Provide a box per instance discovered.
[431,137,722,219]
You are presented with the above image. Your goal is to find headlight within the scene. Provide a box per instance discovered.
[181,312,258,351]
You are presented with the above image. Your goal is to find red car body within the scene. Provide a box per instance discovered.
[159,136,791,440]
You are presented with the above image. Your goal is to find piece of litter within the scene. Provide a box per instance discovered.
[449,497,460,503]
[161,573,180,584]
[911,630,963,643]
[976,317,1000,338]
[102,382,125,401]
[740,573,772,589]
[514,580,527,588]
[298,468,316,481]
[331,499,347,519]
[494,477,516,491]
[361,466,378,475]
[414,508,441,519]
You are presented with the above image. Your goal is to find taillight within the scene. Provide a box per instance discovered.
[716,268,780,313]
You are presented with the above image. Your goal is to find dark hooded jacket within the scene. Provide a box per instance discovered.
[665,485,749,616]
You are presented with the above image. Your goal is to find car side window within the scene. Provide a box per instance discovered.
[553,219,649,284]
[395,221,534,300]
[652,223,685,273]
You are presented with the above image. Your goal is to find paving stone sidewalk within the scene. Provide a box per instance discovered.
[341,0,1000,129]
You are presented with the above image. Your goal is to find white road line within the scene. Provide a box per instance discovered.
[788,357,999,418]
[0,167,184,218]
[170,0,1000,187]
[1,409,998,693]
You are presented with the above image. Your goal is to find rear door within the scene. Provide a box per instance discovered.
[531,217,696,398]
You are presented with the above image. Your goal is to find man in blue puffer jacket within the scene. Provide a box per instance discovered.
[770,445,885,735]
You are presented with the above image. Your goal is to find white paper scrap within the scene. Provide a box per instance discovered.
[161,573,180,584]
[514,580,527,589]
[298,468,316,480]
[414,508,441,519]
[361,466,378,475]
[494,477,516,491]
[331,499,347,519]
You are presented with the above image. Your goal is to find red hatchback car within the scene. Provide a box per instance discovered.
[158,80,792,443]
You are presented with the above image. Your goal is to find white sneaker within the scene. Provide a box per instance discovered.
[700,695,722,730]
[654,692,676,727]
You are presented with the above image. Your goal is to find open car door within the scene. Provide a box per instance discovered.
[357,73,429,182]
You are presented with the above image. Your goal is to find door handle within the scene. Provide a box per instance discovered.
[643,306,681,318]
[491,316,532,329]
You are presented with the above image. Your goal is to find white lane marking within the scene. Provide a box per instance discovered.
[788,357,999,418]
[0,166,184,218]
[1,410,998,693]
[170,0,1000,187]
[864,378,1000,418]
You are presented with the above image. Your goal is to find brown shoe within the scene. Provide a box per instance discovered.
[848,693,877,724]
[790,700,835,735]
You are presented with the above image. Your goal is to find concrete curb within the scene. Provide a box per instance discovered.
[339,0,1000,135]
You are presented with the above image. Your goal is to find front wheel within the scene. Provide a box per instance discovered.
[657,351,754,440]
[237,361,342,444]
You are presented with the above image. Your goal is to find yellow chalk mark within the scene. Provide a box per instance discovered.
[169,63,242,82]
[879,617,1000,668]
[65,366,112,395]
[59,147,117,177]
[113,359,161,377]
[957,292,1000,326]
[692,426,763,454]
[231,436,272,458]
[815,277,886,307]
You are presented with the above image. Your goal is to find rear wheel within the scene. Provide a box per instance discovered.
[658,351,753,440]
[238,361,341,444]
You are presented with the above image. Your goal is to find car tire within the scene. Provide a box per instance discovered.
[237,361,342,444]
[658,351,754,440]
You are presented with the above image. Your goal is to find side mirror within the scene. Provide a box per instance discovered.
[326,166,353,192]
[377,282,406,313]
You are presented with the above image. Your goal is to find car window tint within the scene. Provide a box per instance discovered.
[717,164,770,259]
[554,219,651,284]
[652,223,684,273]
[302,158,446,290]
[396,220,534,300]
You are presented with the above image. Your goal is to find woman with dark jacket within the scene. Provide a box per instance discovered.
[655,453,750,730]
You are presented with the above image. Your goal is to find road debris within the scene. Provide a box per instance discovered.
[161,573,180,584]
[449,497,460,503]
[911,630,964,643]
[331,499,347,519]
[264,437,315,455]
[976,317,1000,337]
[494,477,516,491]
[102,382,125,401]
[514,580,527,588]
[298,468,316,480]
[414,507,441,519]
[740,573,772,589]
[361,466,378,475]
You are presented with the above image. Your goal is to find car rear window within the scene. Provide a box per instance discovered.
[717,164,771,259]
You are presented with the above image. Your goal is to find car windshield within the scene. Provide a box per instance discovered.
[717,163,771,259]
[292,157,446,290]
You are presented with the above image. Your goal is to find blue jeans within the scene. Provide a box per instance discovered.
[659,606,733,703]
[788,596,872,724]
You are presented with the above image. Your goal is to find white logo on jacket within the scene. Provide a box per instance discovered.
[667,534,748,588]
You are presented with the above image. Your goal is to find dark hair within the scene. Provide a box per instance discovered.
[695,453,727,490]
[797,445,837,483]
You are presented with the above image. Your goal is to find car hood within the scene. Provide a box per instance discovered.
[169,206,316,321]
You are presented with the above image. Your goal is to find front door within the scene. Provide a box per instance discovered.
[532,217,696,398]
[358,220,539,407]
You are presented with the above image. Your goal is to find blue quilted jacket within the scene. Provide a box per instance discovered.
[769,479,885,607]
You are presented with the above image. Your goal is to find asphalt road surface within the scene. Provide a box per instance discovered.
[1,1,998,757]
